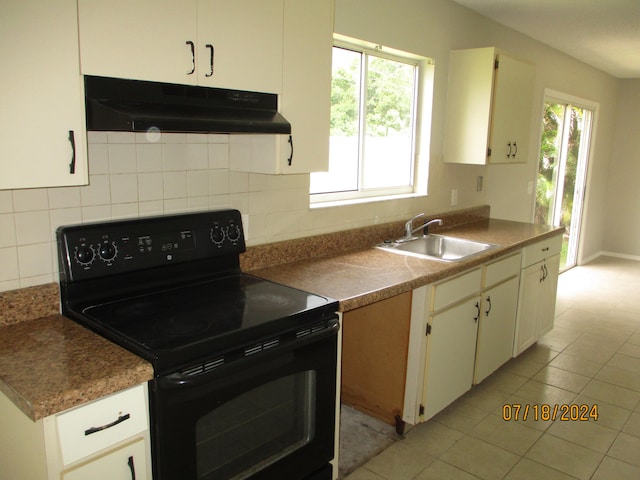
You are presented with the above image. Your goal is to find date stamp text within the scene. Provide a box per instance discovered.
[502,403,598,422]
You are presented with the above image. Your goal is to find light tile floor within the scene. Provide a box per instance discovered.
[343,256,640,480]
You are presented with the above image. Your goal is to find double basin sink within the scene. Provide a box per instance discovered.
[375,234,497,262]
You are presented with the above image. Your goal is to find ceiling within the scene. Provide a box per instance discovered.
[451,0,640,79]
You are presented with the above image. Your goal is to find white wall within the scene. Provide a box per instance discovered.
[0,0,625,291]
[604,80,640,257]
[334,0,620,263]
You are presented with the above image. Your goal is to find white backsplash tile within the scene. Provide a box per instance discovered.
[13,189,49,212]
[0,131,415,292]
[138,173,164,201]
[18,243,52,278]
[110,174,139,204]
[136,144,163,172]
[15,211,50,245]
[108,144,137,174]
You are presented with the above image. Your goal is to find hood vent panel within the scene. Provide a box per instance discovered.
[84,76,291,135]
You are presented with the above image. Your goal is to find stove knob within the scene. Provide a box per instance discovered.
[227,225,241,243]
[210,226,225,246]
[75,245,95,266]
[98,242,118,262]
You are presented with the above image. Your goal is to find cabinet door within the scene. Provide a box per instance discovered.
[63,438,148,480]
[78,0,197,84]
[197,0,283,93]
[539,253,560,338]
[474,277,519,383]
[278,0,333,173]
[1,0,88,189]
[514,261,543,355]
[443,48,495,165]
[489,53,535,164]
[422,297,480,420]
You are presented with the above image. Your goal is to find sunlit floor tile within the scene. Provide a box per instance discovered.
[592,456,640,480]
[439,436,520,480]
[525,434,603,479]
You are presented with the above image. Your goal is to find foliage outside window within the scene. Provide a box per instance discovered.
[310,42,421,203]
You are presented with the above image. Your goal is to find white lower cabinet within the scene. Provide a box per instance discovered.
[474,253,521,384]
[513,235,562,355]
[0,384,151,480]
[418,268,482,421]
[404,251,529,424]
[422,294,481,419]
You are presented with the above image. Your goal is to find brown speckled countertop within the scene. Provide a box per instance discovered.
[249,218,563,311]
[0,315,153,421]
[0,206,561,421]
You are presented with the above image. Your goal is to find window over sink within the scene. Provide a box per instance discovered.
[310,35,433,206]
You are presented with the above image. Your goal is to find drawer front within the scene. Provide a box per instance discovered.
[63,437,148,480]
[432,268,482,312]
[57,385,148,465]
[521,234,562,267]
[484,253,521,289]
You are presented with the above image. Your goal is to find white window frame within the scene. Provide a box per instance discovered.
[310,35,433,207]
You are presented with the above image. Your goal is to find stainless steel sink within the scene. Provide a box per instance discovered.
[375,234,498,262]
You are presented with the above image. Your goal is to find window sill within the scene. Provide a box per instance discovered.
[309,192,427,209]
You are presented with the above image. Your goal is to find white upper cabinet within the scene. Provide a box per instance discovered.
[1,0,88,190]
[196,0,283,93]
[443,47,535,165]
[77,0,197,85]
[77,0,283,94]
[279,0,333,173]
[228,0,334,175]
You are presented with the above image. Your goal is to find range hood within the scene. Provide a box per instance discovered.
[84,75,291,135]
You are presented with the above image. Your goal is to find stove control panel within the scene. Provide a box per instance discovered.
[57,210,246,282]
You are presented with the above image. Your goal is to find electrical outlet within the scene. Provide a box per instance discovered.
[477,176,483,192]
[451,189,458,206]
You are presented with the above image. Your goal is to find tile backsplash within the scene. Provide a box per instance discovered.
[0,131,421,292]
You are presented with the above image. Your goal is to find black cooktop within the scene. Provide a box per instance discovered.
[81,274,334,352]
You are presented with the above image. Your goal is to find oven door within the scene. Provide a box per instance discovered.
[150,319,339,480]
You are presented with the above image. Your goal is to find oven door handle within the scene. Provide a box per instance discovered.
[159,318,340,389]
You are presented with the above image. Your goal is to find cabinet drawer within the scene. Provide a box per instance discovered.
[484,253,521,288]
[432,268,482,311]
[521,234,562,267]
[63,437,148,480]
[56,385,148,465]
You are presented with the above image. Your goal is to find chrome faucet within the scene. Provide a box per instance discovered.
[403,213,443,240]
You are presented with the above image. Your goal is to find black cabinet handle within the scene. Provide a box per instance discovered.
[287,135,294,166]
[186,40,195,74]
[128,456,136,480]
[506,142,512,159]
[205,44,214,77]
[512,141,518,159]
[485,296,492,316]
[68,130,76,174]
[84,413,130,436]
[474,301,480,323]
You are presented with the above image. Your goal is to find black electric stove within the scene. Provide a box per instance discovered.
[57,210,340,480]
[56,209,339,375]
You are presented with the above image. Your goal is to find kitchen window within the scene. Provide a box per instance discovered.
[310,38,431,205]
